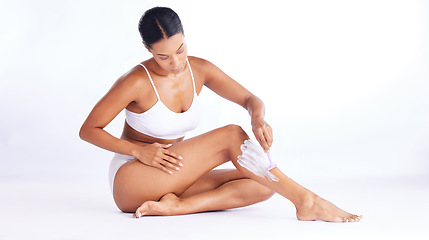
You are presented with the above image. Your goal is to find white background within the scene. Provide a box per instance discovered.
[1,1,429,239]
[1,0,428,184]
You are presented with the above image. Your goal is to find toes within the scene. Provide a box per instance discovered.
[350,215,361,222]
[134,202,151,218]
[134,209,143,218]
[344,214,362,223]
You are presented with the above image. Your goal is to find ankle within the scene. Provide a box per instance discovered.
[295,192,318,211]
[159,193,184,215]
[174,196,189,214]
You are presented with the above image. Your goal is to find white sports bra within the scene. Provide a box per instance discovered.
[125,58,200,140]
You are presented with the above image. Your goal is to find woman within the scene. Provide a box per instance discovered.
[80,6,362,222]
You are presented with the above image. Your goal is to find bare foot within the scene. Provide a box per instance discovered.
[296,195,362,222]
[134,193,182,218]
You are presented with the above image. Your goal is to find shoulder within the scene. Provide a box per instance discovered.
[187,56,223,79]
[187,56,217,71]
[112,62,152,94]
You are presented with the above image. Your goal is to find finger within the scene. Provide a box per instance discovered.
[261,121,272,138]
[254,129,265,149]
[161,143,173,148]
[263,135,272,150]
[261,139,270,152]
[153,143,163,148]
[157,164,173,175]
[256,129,269,152]
[263,125,273,148]
[164,155,183,168]
[161,158,181,171]
[259,126,271,151]
[265,122,273,140]
[150,158,174,174]
[260,121,273,148]
[162,149,184,166]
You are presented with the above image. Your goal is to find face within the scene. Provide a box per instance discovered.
[147,33,187,74]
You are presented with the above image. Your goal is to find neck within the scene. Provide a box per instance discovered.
[149,58,188,78]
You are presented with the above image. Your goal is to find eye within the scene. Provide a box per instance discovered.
[177,45,185,54]
[160,56,169,60]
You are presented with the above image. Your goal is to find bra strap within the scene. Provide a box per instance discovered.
[186,58,197,95]
[139,63,160,100]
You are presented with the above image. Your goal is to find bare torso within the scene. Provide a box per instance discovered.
[121,122,184,146]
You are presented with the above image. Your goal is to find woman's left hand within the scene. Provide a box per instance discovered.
[251,116,273,152]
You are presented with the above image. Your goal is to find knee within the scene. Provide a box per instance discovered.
[219,124,248,160]
[223,124,248,142]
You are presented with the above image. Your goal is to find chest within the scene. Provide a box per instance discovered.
[154,76,195,113]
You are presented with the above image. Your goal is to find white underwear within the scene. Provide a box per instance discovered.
[108,153,135,193]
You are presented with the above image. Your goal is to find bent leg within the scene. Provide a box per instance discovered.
[135,178,274,217]
[113,125,251,212]
[134,169,274,217]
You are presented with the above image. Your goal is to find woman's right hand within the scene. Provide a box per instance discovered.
[132,143,184,174]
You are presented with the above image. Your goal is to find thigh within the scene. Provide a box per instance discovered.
[113,125,248,212]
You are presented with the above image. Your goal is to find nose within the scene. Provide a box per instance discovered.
[170,55,180,68]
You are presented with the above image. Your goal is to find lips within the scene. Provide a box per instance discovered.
[172,67,183,73]
[172,63,185,73]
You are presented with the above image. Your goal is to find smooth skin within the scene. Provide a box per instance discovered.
[80,33,362,222]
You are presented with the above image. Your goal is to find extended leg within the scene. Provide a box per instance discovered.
[176,125,361,222]
[214,127,362,222]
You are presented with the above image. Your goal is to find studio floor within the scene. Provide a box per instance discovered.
[1,174,428,240]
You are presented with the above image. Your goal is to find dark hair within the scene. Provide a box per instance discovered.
[138,7,184,49]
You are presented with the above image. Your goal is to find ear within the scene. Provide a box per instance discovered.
[143,41,152,52]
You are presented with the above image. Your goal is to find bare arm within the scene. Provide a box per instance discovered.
[197,58,273,151]
[79,73,142,156]
[79,70,183,174]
